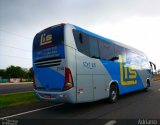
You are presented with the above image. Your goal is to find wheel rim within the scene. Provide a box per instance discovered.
[111,90,117,101]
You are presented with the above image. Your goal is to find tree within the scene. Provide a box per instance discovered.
[28,67,33,79]
[6,65,24,78]
[0,69,8,79]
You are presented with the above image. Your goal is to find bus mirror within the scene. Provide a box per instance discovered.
[79,33,83,43]
[154,64,156,71]
[149,61,156,73]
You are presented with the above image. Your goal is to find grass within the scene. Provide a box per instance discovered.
[153,74,160,81]
[0,92,38,108]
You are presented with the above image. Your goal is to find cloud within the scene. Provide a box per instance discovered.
[1,0,160,29]
[0,0,160,69]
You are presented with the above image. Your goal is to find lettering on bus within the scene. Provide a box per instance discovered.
[83,62,96,69]
[35,47,59,59]
[57,67,64,71]
[40,33,52,45]
[119,55,137,86]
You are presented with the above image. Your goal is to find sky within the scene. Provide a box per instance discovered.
[0,0,160,70]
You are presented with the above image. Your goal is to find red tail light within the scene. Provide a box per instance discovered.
[63,67,74,90]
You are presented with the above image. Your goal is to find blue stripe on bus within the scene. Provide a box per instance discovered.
[100,60,144,94]
[57,45,65,58]
[33,45,65,60]
[34,67,64,90]
[74,26,114,44]
[74,25,146,94]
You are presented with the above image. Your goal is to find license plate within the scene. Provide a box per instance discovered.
[44,94,51,99]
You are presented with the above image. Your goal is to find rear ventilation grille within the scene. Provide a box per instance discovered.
[34,56,62,68]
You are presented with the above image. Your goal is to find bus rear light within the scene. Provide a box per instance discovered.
[63,67,74,90]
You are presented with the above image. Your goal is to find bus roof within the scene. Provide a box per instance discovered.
[36,23,145,55]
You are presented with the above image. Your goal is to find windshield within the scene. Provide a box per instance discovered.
[33,25,64,61]
[33,25,64,51]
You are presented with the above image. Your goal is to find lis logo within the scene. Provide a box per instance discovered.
[119,55,137,86]
[40,33,52,45]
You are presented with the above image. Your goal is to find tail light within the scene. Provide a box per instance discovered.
[63,67,74,90]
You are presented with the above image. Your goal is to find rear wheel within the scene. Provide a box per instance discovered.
[144,79,150,91]
[109,84,118,103]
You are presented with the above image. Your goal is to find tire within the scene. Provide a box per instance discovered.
[109,84,118,103]
[147,80,150,87]
[144,80,150,91]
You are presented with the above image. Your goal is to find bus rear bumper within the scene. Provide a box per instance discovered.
[34,89,75,103]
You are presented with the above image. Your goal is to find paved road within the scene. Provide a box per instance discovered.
[1,81,160,125]
[0,82,33,94]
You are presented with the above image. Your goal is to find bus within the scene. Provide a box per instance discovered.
[32,23,154,103]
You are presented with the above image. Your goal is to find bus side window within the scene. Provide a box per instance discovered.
[126,50,148,70]
[99,40,115,60]
[79,33,83,43]
[141,56,150,69]
[115,45,126,62]
[73,30,90,57]
[89,36,100,59]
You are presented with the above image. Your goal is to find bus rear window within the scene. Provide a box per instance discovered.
[33,25,64,51]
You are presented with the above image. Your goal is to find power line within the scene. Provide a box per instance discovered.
[0,53,32,60]
[0,28,33,40]
[0,43,31,52]
[0,39,32,46]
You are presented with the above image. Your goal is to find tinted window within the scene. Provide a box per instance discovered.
[73,30,90,57]
[33,25,64,51]
[126,50,141,65]
[73,29,117,61]
[89,36,99,58]
[141,56,150,69]
[126,50,150,69]
[115,45,126,59]
[99,40,115,60]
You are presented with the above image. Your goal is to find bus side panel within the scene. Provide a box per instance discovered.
[64,25,77,103]
[136,57,152,88]
[63,46,77,103]
[76,51,112,103]
[120,62,145,94]
[76,51,93,103]
[93,75,107,100]
[77,74,93,102]
[137,70,151,88]
[101,60,145,95]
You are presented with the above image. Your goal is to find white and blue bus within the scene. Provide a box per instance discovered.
[33,23,154,103]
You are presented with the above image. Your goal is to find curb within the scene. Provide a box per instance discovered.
[0,82,33,86]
